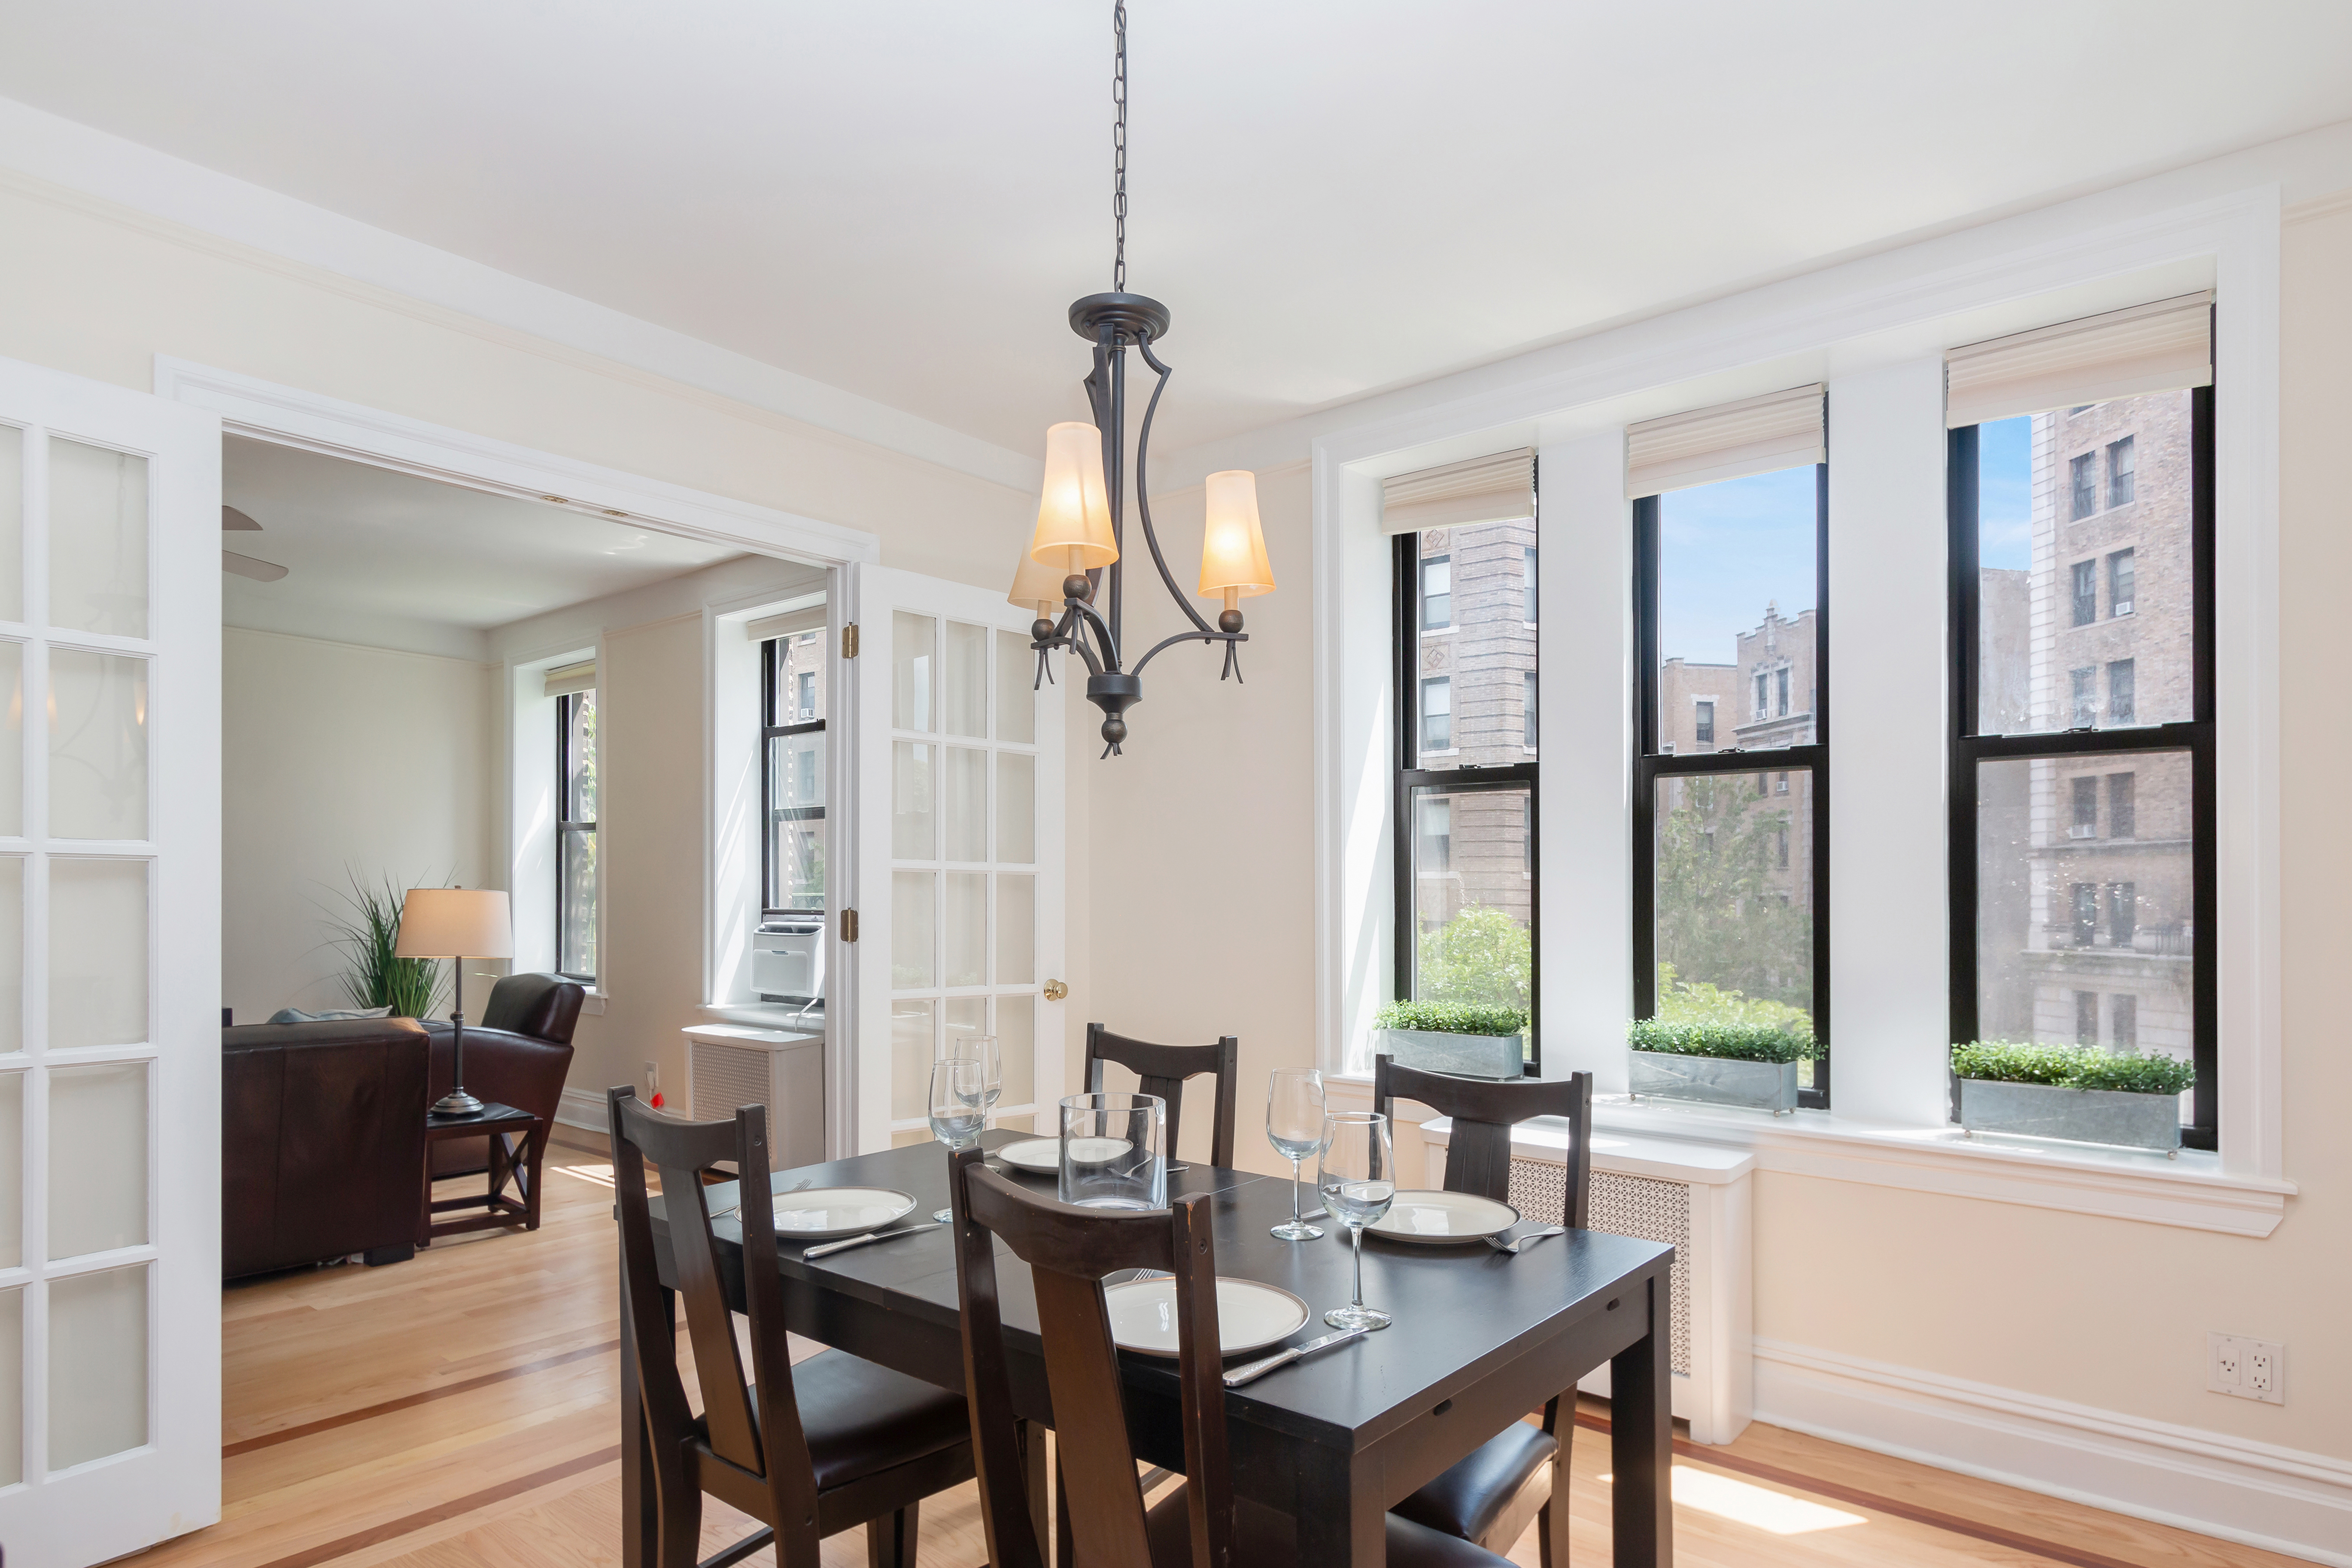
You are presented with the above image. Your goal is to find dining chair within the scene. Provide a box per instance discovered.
[1083,1022,1240,1167]
[1373,1055,1595,1568]
[608,1086,975,1568]
[945,1143,1513,1568]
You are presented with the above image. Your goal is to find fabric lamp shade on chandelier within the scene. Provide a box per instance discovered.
[1008,3,1275,757]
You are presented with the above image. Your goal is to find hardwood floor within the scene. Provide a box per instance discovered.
[120,1136,2304,1568]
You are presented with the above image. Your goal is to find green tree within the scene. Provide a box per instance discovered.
[1652,774,1811,1016]
[1416,904,1531,1013]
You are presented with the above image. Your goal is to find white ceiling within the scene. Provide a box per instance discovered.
[221,438,738,653]
[7,3,2352,460]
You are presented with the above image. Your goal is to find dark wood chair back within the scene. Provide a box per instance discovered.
[947,1144,1232,1568]
[608,1085,822,1563]
[1372,1056,1593,1228]
[1083,1023,1240,1168]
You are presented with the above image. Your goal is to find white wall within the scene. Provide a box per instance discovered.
[220,628,495,1023]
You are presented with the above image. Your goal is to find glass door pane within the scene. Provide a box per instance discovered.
[47,437,147,639]
[48,1265,146,1467]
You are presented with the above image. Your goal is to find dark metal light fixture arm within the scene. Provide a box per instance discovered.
[1130,626,1245,678]
[1129,341,1220,640]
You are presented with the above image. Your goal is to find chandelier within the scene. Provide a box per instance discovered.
[1007,2,1276,757]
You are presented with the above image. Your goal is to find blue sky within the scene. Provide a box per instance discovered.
[1977,415,2033,570]
[1657,466,1816,665]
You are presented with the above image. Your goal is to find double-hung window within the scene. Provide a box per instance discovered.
[1629,385,1828,1106]
[1386,450,1539,1068]
[763,630,829,915]
[556,687,597,982]
[1946,293,2214,1146]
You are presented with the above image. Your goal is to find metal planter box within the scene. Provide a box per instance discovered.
[1628,1049,1799,1115]
[1376,1028,1525,1080]
[1957,1078,2182,1153]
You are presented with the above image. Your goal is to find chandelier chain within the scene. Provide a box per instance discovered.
[1112,1,1127,292]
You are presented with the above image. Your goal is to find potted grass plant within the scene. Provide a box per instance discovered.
[1949,1041,2194,1154]
[1373,1000,1529,1080]
[1626,1018,1811,1114]
[325,872,446,1018]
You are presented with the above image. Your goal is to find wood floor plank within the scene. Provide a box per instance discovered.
[115,1144,2309,1568]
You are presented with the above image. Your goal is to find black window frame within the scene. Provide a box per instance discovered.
[1392,531,1541,1076]
[761,634,828,919]
[555,688,597,984]
[1632,455,1831,1110]
[1947,383,2215,1148]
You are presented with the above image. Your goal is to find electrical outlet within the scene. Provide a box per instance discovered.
[2209,1333,2285,1404]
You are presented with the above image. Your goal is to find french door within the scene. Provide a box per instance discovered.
[851,567,1065,1155]
[0,358,221,1564]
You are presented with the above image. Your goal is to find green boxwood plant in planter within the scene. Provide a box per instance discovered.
[1950,1041,2194,1154]
[1373,1001,1529,1080]
[1626,1019,1813,1115]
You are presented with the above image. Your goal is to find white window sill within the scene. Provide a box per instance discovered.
[1326,1076,2294,1237]
[580,988,608,1016]
[699,1001,823,1031]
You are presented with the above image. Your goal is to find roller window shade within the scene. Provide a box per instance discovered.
[1945,292,2212,429]
[745,606,828,643]
[543,660,596,698]
[1380,448,1535,537]
[1625,385,1824,499]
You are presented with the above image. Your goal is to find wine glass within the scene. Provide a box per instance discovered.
[966,1034,1003,1128]
[1318,1111,1395,1331]
[1266,1068,1327,1240]
[928,1055,986,1221]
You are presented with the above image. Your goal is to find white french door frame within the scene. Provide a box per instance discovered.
[150,361,887,1155]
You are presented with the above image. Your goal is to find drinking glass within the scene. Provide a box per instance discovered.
[1059,1092,1166,1210]
[1318,1111,1396,1331]
[929,1055,987,1220]
[1266,1068,1327,1240]
[967,1034,1003,1128]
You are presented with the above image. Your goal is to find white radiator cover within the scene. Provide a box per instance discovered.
[1425,1121,1754,1444]
[683,1025,826,1168]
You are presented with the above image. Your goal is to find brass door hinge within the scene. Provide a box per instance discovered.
[840,908,860,943]
[842,623,860,659]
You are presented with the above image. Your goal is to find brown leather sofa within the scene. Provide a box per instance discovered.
[419,973,583,1178]
[222,1016,430,1277]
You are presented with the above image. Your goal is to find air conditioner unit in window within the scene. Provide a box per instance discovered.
[684,1024,825,1168]
[2069,825,2097,839]
[1424,1120,1755,1445]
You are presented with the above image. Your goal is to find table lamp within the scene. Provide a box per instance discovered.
[395,887,514,1116]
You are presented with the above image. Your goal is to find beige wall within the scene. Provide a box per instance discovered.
[1082,464,1316,1173]
[220,628,496,1024]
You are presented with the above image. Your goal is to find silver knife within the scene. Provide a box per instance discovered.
[1223,1326,1370,1389]
[802,1222,939,1260]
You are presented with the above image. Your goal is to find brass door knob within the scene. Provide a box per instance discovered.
[1043,979,1070,1001]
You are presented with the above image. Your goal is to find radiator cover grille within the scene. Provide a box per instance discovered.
[1509,1159,1692,1377]
[690,1038,774,1121]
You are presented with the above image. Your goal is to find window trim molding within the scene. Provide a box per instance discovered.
[1310,178,2282,1186]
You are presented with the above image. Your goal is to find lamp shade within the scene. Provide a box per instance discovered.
[1027,422,1119,571]
[1007,547,1066,620]
[1197,469,1276,598]
[394,888,514,959]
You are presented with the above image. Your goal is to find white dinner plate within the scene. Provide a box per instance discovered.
[1368,1189,1519,1244]
[1103,1276,1311,1357]
[768,1186,919,1241]
[994,1138,1061,1174]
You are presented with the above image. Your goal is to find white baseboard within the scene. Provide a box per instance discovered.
[1753,1338,2352,1566]
[556,1087,610,1133]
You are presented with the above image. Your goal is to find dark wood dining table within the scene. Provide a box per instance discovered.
[624,1130,1676,1568]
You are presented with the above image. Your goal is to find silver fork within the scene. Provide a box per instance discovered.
[1486,1225,1565,1255]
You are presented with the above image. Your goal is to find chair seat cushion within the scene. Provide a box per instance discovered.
[1388,1421,1556,1542]
[721,1350,969,1492]
[1145,1486,1514,1568]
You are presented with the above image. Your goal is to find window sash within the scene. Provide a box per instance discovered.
[556,690,597,983]
[1631,467,1831,1110]
[762,634,829,916]
[1945,386,2215,1147]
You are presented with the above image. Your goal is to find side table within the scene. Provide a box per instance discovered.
[421,1100,545,1244]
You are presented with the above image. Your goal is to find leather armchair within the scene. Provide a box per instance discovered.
[420,973,582,1178]
[223,1017,429,1277]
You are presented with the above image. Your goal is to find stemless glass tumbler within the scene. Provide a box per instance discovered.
[1266,1068,1327,1240]
[1319,1111,1397,1331]
[1058,1092,1166,1210]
